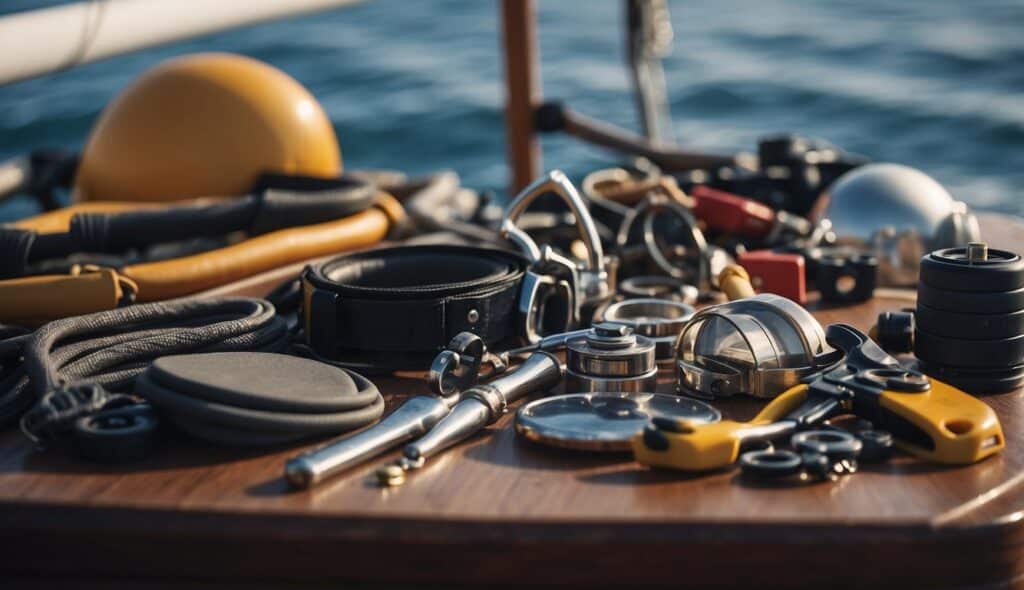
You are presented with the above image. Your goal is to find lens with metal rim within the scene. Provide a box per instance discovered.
[514,392,720,452]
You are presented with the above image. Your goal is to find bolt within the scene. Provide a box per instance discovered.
[967,242,988,262]
[593,322,632,338]
[467,309,480,324]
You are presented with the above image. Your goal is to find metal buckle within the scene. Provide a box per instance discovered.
[519,265,574,345]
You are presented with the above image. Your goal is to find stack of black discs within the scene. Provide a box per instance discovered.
[915,243,1024,394]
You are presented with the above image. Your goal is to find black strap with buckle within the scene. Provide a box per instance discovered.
[302,245,531,372]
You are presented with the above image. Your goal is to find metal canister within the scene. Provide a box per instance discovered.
[565,323,658,392]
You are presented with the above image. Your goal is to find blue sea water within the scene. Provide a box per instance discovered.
[1,0,1022,222]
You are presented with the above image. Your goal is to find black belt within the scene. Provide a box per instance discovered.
[302,245,529,371]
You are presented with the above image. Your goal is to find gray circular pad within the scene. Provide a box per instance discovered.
[135,352,384,447]
[148,352,379,413]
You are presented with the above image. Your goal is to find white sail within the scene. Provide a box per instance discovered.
[0,0,363,86]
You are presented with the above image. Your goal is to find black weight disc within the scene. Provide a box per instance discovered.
[918,362,1024,395]
[915,303,1024,340]
[916,282,1024,314]
[920,247,1024,293]
[875,310,915,353]
[914,328,1024,369]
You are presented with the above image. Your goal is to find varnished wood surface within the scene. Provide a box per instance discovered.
[2,214,1023,588]
[1,291,1022,588]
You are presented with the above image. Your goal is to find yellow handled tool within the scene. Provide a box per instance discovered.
[633,324,1004,471]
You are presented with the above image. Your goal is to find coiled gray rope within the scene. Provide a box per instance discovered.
[0,296,288,430]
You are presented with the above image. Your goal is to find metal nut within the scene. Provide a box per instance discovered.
[375,463,405,487]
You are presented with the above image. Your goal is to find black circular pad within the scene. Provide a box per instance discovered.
[916,282,1024,314]
[148,352,378,414]
[915,303,1024,340]
[920,247,1024,293]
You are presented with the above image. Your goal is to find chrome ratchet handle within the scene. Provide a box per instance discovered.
[285,395,452,489]
[395,351,564,479]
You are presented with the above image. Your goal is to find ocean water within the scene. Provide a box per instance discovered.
[1,0,1022,222]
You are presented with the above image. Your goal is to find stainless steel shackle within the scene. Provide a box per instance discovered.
[501,170,612,310]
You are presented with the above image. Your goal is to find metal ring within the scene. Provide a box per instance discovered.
[618,275,698,303]
[428,333,487,397]
[739,449,803,478]
[600,298,694,338]
[615,193,707,284]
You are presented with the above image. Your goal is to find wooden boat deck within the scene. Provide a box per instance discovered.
[1,214,1022,588]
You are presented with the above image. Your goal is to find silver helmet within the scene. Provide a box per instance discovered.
[675,294,838,399]
[816,163,981,286]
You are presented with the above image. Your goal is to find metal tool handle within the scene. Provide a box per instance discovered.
[504,327,592,357]
[285,395,451,489]
[402,398,492,464]
[401,351,563,468]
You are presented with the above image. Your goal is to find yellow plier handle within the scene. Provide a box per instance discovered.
[633,324,1005,471]
[632,384,812,471]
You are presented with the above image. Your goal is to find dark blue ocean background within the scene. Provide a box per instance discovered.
[1,0,1022,222]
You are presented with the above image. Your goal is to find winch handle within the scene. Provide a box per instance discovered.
[500,169,605,273]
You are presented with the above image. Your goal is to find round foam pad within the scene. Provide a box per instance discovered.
[147,352,378,413]
[135,352,384,447]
